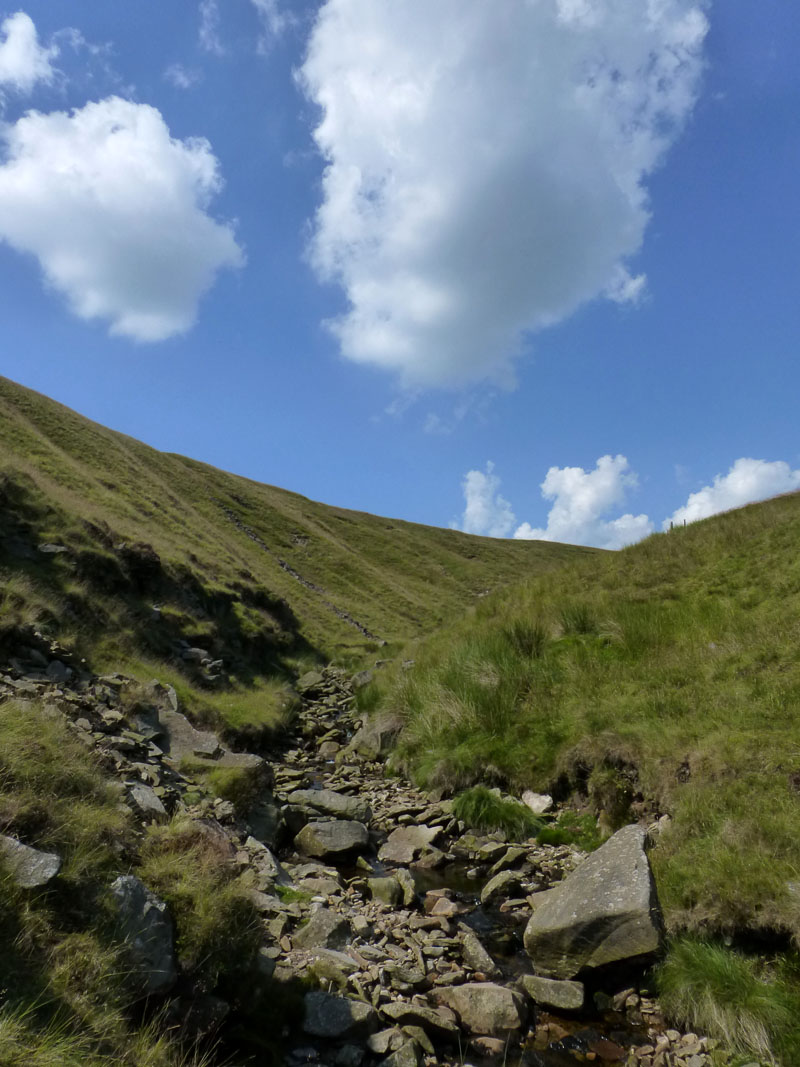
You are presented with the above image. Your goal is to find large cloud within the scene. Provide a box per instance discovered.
[664,459,800,528]
[299,0,708,386]
[514,454,653,548]
[0,11,58,93]
[0,96,244,341]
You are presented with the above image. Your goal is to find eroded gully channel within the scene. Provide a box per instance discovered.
[259,666,726,1067]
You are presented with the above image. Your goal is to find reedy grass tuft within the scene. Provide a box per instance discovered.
[656,938,800,1065]
[453,786,544,839]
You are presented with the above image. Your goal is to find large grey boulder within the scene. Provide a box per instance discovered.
[434,983,527,1036]
[110,875,176,994]
[523,824,662,978]
[303,991,378,1038]
[295,820,369,859]
[289,788,372,824]
[0,835,61,888]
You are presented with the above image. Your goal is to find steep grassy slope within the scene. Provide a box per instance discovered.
[0,375,591,734]
[372,491,800,940]
[368,491,800,1060]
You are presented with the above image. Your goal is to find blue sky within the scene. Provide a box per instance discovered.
[0,1,797,548]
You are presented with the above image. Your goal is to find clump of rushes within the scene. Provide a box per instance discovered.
[502,619,550,658]
[656,938,800,1065]
[453,786,543,839]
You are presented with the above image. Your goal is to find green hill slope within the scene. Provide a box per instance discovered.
[373,494,800,915]
[368,491,800,1059]
[0,375,592,734]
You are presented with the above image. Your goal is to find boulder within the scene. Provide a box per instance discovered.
[128,783,168,823]
[480,869,522,906]
[303,991,378,1038]
[297,671,325,695]
[379,825,441,865]
[0,835,61,888]
[458,923,500,977]
[347,716,402,761]
[369,876,403,906]
[289,788,372,824]
[521,791,553,815]
[295,820,369,859]
[110,875,176,994]
[292,908,352,950]
[523,824,662,978]
[434,983,527,1036]
[520,974,584,1011]
[381,1001,458,1038]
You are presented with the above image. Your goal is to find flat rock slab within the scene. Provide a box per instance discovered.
[289,787,372,824]
[378,825,441,865]
[295,820,369,859]
[521,974,584,1011]
[434,982,527,1036]
[523,824,663,978]
[303,991,378,1038]
[381,1001,458,1038]
[158,708,221,761]
[293,908,352,951]
[0,835,61,888]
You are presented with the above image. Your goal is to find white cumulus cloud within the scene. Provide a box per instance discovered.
[0,96,244,341]
[0,11,58,93]
[514,454,653,548]
[299,0,708,386]
[664,458,800,528]
[454,454,653,547]
[452,462,516,538]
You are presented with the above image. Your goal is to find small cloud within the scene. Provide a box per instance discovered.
[452,462,516,538]
[0,95,244,341]
[199,0,225,55]
[0,11,59,94]
[250,0,295,48]
[164,63,201,90]
[663,458,800,529]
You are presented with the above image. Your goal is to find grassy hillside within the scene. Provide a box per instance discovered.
[0,375,592,735]
[368,490,800,1060]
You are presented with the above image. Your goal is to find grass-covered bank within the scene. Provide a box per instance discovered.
[0,698,294,1066]
[365,491,800,1061]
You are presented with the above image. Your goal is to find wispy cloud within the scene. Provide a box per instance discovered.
[0,11,59,94]
[164,63,201,90]
[199,0,225,55]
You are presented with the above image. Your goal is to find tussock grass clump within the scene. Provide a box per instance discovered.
[536,812,603,852]
[656,938,800,1064]
[139,816,261,982]
[0,699,131,883]
[453,787,544,839]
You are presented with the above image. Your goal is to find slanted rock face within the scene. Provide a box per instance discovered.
[0,835,61,888]
[110,874,177,995]
[292,908,352,951]
[523,824,662,979]
[303,991,378,1038]
[288,787,372,824]
[295,819,369,858]
[378,825,441,865]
